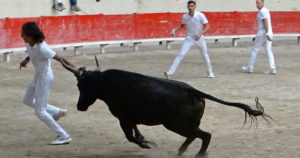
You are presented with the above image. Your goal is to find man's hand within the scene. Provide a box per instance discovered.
[20,59,29,70]
[195,33,203,41]
[171,29,176,36]
[266,33,272,41]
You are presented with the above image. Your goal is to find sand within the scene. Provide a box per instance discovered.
[0,39,300,158]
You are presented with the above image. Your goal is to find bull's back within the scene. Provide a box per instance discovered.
[101,70,204,125]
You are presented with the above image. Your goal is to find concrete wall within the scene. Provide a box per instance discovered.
[1,0,300,18]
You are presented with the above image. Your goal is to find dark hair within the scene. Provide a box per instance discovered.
[187,0,196,5]
[22,22,45,43]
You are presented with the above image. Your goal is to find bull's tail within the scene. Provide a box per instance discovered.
[195,89,272,125]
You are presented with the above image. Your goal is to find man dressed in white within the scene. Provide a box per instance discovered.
[164,0,214,79]
[242,0,277,75]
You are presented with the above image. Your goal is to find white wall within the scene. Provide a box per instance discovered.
[1,0,300,18]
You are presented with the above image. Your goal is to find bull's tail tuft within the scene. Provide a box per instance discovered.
[243,97,272,127]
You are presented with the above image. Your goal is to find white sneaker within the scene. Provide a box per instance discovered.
[50,137,72,145]
[53,109,67,121]
[207,71,215,78]
[265,68,277,75]
[242,66,253,73]
[164,72,170,79]
[53,3,65,11]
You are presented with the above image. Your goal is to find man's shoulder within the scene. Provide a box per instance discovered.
[195,11,207,19]
[183,13,189,18]
[260,7,270,14]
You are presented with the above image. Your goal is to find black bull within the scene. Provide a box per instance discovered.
[61,58,270,157]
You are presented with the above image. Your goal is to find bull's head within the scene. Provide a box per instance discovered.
[61,56,101,111]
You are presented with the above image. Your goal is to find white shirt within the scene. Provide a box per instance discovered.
[182,11,208,39]
[26,41,56,75]
[257,7,273,35]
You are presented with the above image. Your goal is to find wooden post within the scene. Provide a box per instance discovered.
[74,46,83,56]
[133,42,142,51]
[166,40,174,50]
[232,38,239,47]
[3,52,12,63]
[100,44,108,54]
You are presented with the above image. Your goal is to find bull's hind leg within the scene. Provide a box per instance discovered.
[178,137,196,156]
[195,128,211,158]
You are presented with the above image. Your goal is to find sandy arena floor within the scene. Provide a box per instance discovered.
[0,39,300,158]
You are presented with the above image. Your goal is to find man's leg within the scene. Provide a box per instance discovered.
[246,35,265,71]
[195,36,214,78]
[70,0,77,6]
[264,40,276,73]
[166,39,194,75]
[53,0,65,11]
[34,77,69,140]
[23,85,36,108]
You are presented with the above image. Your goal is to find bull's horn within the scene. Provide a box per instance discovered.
[95,55,101,71]
[60,58,82,76]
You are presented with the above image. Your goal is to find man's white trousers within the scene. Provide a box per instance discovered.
[167,36,212,75]
[248,34,276,70]
[23,71,69,138]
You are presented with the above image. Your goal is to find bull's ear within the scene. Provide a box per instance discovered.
[95,55,101,71]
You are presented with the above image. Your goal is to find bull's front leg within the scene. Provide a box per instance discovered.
[134,125,157,147]
[133,126,144,140]
[120,121,152,149]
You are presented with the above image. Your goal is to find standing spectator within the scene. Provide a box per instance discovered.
[53,0,81,12]
[53,0,66,12]
[242,0,276,75]
[70,0,81,12]
[164,0,214,79]
[20,22,75,145]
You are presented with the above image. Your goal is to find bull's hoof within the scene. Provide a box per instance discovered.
[140,141,157,149]
[144,140,157,148]
[195,153,208,158]
[140,142,152,149]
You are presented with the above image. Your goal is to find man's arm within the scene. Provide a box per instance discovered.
[263,19,272,41]
[20,56,30,70]
[53,54,75,68]
[171,23,185,36]
[195,23,210,41]
[202,23,210,35]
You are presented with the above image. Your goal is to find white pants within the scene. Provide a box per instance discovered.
[167,36,213,75]
[23,71,69,138]
[248,33,276,70]
[55,0,62,4]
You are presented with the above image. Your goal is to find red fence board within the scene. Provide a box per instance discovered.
[5,17,38,48]
[135,13,171,39]
[0,19,6,49]
[0,12,300,50]
[76,14,105,42]
[102,14,135,41]
[40,16,77,44]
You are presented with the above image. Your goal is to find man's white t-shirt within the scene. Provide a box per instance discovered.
[26,41,56,76]
[257,7,273,35]
[182,11,208,39]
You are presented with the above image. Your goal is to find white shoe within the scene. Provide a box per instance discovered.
[53,109,67,121]
[207,71,215,78]
[164,72,170,79]
[265,68,277,75]
[50,137,72,145]
[242,66,253,73]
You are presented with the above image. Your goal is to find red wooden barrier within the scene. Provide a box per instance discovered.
[0,12,299,50]
[0,19,6,49]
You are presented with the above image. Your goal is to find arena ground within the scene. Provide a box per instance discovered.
[0,39,299,158]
